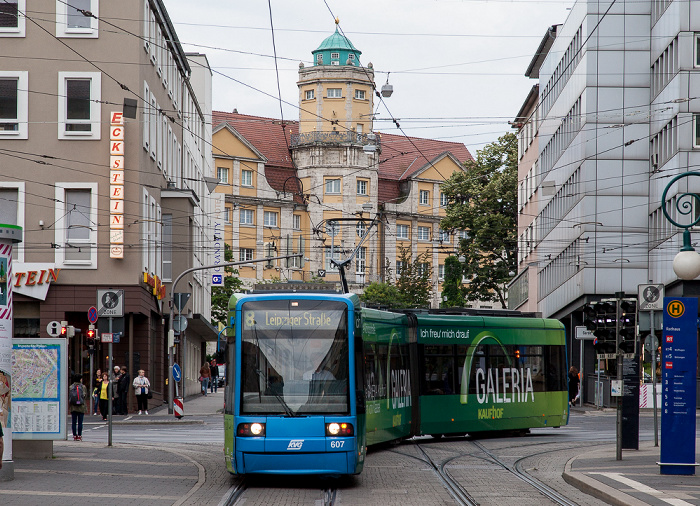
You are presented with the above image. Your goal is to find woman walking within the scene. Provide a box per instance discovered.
[92,369,102,416]
[133,369,151,415]
[199,362,211,396]
[69,374,88,440]
[568,366,580,406]
[98,372,109,421]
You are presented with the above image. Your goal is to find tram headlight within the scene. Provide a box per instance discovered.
[326,422,353,436]
[237,422,266,437]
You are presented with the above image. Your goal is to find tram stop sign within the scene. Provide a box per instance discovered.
[173,363,182,383]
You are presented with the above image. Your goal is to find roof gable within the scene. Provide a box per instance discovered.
[213,123,266,162]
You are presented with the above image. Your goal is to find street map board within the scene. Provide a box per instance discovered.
[11,338,67,440]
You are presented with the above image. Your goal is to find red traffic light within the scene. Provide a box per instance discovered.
[87,329,96,339]
[60,326,68,336]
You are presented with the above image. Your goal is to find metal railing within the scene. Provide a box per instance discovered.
[290,130,381,148]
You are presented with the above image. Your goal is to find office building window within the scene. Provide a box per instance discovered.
[224,207,231,223]
[56,0,98,37]
[417,226,430,241]
[58,72,101,139]
[240,209,254,225]
[240,248,254,262]
[263,211,278,227]
[0,72,27,138]
[217,167,228,183]
[327,88,342,98]
[419,190,430,205]
[396,224,409,240]
[356,221,366,237]
[241,169,253,186]
[396,260,404,275]
[305,89,314,100]
[293,214,301,230]
[356,247,366,283]
[56,184,97,266]
[355,89,365,100]
[440,193,449,207]
[438,230,449,242]
[418,262,430,276]
[0,0,24,36]
[162,214,172,281]
[325,247,341,271]
[325,178,341,194]
[438,264,445,279]
[357,179,368,195]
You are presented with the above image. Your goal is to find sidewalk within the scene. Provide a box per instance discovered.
[564,407,700,506]
[0,391,232,506]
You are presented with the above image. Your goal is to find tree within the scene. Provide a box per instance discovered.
[211,243,244,327]
[440,133,517,308]
[395,246,433,308]
[440,255,465,307]
[360,282,404,308]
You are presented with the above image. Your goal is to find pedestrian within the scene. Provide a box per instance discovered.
[568,366,580,406]
[199,362,211,396]
[118,366,130,414]
[93,368,102,416]
[113,366,122,414]
[99,372,109,421]
[210,360,219,393]
[133,369,150,415]
[0,421,3,470]
[69,373,88,440]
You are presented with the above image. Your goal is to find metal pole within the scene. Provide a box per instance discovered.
[166,253,302,413]
[596,357,601,409]
[651,309,659,447]
[616,294,623,461]
[108,316,113,447]
[89,348,93,417]
[579,339,584,407]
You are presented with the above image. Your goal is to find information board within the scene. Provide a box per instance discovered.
[660,297,698,475]
[11,338,67,440]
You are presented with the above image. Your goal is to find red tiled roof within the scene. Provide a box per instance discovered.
[212,112,472,201]
[212,111,297,169]
[377,132,472,181]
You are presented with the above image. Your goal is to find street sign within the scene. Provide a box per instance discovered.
[212,274,223,286]
[173,363,182,382]
[638,283,664,311]
[174,292,191,312]
[113,332,121,344]
[101,332,113,343]
[575,326,595,340]
[173,315,188,332]
[88,306,98,324]
[97,289,124,317]
[317,269,326,278]
[46,320,61,337]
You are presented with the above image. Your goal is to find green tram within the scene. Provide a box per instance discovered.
[223,290,568,475]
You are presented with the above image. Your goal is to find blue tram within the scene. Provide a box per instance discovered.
[223,289,568,476]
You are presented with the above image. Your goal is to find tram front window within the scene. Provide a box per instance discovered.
[240,300,349,416]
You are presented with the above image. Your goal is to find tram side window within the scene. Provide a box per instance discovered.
[364,343,386,402]
[544,345,566,391]
[466,344,548,395]
[423,345,454,395]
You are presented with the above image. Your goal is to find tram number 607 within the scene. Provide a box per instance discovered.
[330,440,345,449]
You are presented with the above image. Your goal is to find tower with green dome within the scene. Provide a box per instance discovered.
[311,19,362,67]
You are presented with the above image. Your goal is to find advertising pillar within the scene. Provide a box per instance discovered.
[0,224,23,481]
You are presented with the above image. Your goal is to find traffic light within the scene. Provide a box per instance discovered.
[618,299,637,354]
[86,324,96,340]
[60,320,68,337]
[593,337,616,355]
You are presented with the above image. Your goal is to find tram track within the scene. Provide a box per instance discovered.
[220,479,247,506]
[389,437,604,506]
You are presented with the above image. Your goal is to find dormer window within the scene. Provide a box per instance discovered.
[348,54,355,60]
[331,52,339,59]
[316,54,323,64]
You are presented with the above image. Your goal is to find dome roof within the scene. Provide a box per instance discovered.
[314,26,361,53]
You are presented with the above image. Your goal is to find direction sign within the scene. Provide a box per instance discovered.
[173,363,182,382]
[212,274,223,286]
[46,320,61,337]
[97,289,124,317]
[88,306,98,324]
[575,326,595,340]
[638,283,664,311]
[101,332,113,343]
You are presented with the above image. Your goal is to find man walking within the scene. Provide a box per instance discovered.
[118,366,130,414]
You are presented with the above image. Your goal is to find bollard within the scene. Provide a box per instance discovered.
[174,396,184,419]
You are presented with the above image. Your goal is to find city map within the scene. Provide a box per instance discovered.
[12,344,59,400]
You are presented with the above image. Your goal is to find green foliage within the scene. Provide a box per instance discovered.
[395,246,433,308]
[211,243,244,327]
[440,255,465,307]
[440,132,517,308]
[360,282,404,308]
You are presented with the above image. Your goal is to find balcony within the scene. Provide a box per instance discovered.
[290,131,381,150]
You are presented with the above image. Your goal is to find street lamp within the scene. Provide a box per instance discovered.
[661,172,700,280]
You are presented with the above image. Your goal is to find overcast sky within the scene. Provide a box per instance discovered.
[165,0,574,155]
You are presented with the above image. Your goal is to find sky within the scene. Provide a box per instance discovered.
[164,0,575,156]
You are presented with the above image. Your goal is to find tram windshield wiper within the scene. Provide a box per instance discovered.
[253,367,297,417]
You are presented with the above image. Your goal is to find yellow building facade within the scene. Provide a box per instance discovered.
[212,26,473,306]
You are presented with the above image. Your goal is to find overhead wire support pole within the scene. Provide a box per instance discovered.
[166,253,303,413]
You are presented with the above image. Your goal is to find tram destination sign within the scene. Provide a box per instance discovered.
[243,309,344,330]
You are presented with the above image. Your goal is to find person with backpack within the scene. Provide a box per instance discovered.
[69,374,88,441]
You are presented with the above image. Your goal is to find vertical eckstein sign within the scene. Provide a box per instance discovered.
[109,112,124,259]
[660,297,698,475]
